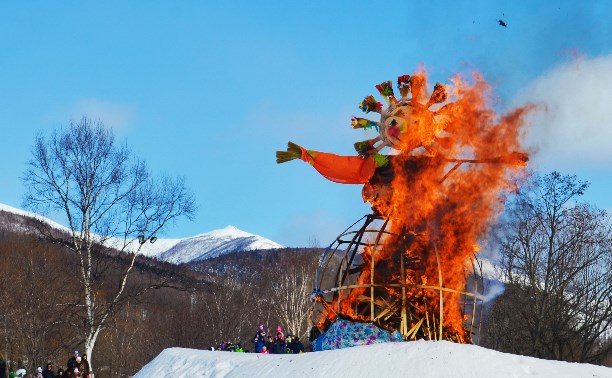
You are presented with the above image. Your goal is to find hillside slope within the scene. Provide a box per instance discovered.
[0,203,284,264]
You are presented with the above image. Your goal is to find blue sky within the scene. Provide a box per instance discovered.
[1,1,611,247]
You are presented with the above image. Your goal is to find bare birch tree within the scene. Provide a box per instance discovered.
[22,117,195,369]
[266,252,318,340]
[269,264,315,340]
[199,266,258,345]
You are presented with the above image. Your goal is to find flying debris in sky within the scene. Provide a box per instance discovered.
[498,19,507,27]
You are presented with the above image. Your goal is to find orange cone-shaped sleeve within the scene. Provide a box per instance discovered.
[299,147,377,184]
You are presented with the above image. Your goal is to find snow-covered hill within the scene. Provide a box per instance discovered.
[0,203,284,264]
[0,203,69,234]
[134,341,612,378]
[138,226,285,264]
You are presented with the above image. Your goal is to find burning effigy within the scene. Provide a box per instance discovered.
[276,70,531,346]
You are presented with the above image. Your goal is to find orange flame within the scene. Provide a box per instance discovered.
[321,69,532,341]
[389,71,530,336]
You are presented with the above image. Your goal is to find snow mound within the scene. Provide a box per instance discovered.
[134,341,611,378]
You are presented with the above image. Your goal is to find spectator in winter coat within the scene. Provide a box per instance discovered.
[42,363,55,378]
[35,367,44,378]
[56,368,64,377]
[253,323,266,353]
[274,326,286,354]
[265,336,275,354]
[79,354,91,378]
[275,325,285,342]
[274,339,286,354]
[234,343,244,352]
[259,346,270,354]
[284,334,293,353]
[66,351,79,373]
[73,356,82,376]
[290,336,305,354]
[0,355,6,378]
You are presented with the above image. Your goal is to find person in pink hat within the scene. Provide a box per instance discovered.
[274,325,286,353]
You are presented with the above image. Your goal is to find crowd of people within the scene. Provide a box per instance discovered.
[5,350,91,378]
[213,323,306,355]
[6,324,305,377]
[253,323,305,354]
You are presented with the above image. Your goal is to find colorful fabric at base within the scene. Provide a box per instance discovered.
[313,318,403,351]
[299,147,386,184]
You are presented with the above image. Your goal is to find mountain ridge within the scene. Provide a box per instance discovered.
[0,203,284,264]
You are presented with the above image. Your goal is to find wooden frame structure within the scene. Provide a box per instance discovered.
[311,213,486,343]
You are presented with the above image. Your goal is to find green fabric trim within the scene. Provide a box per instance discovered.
[373,154,389,167]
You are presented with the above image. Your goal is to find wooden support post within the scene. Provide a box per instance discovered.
[338,258,345,314]
[432,313,437,341]
[470,272,478,341]
[435,245,443,341]
[425,303,432,341]
[371,248,375,321]
[370,219,388,322]
[400,249,407,338]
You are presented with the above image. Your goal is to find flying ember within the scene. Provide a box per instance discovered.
[276,69,532,344]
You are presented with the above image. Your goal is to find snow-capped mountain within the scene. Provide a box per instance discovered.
[138,226,285,264]
[0,203,284,264]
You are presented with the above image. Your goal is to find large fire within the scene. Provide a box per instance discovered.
[278,68,532,343]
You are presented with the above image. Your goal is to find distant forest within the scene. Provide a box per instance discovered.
[0,211,320,377]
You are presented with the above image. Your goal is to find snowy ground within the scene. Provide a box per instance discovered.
[134,340,611,378]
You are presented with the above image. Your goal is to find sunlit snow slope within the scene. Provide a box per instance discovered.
[134,340,612,378]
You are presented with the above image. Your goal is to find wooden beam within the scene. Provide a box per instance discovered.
[406,317,425,340]
[435,245,443,340]
[401,248,407,337]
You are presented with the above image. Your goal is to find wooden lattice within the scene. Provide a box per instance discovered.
[311,214,486,344]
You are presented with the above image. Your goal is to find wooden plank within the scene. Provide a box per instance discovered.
[405,317,425,340]
[373,299,399,322]
[315,283,483,298]
[425,306,432,341]
[401,249,407,337]
[435,245,443,341]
